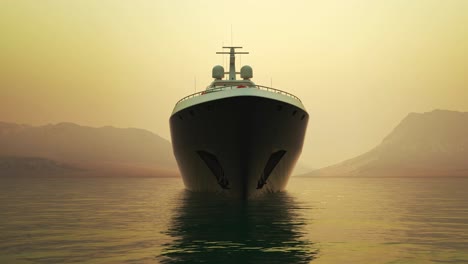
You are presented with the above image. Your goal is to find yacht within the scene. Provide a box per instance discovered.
[169,47,308,198]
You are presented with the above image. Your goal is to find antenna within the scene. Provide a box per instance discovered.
[216,47,249,80]
[221,41,224,66]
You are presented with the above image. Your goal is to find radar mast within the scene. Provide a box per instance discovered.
[216,47,249,80]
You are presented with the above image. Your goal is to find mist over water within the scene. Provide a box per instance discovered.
[1,176,467,263]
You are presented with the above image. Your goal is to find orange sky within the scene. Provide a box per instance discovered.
[1,0,467,168]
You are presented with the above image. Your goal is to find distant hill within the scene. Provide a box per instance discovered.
[0,156,82,176]
[0,122,178,177]
[305,110,468,177]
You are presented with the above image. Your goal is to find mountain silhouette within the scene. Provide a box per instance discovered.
[306,110,468,177]
[0,122,178,177]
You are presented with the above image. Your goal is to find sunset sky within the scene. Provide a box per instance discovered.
[1,0,467,168]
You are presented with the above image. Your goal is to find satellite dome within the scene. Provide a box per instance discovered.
[240,65,253,80]
[212,65,225,80]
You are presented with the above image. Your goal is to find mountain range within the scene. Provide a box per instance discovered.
[0,122,178,177]
[306,110,468,177]
[2,109,467,178]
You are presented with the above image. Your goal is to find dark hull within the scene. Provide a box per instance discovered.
[170,96,308,199]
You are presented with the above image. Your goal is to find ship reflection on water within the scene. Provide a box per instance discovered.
[160,191,317,263]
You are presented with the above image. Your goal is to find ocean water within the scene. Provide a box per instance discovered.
[1,176,467,263]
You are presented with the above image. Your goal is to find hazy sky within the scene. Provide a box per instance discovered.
[1,0,467,168]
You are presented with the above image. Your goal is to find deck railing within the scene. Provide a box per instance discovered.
[176,85,301,105]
